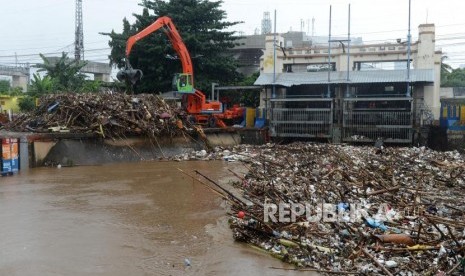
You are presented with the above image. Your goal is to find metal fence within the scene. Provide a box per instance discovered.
[269,98,333,138]
[343,98,413,143]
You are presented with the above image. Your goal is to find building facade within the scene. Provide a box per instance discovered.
[254,24,441,144]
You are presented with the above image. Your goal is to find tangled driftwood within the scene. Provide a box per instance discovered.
[6,93,189,139]
[222,143,465,275]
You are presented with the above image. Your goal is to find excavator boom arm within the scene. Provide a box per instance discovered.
[120,16,239,127]
[125,16,193,75]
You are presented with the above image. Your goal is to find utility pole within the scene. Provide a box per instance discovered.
[406,0,412,97]
[75,0,84,62]
[272,10,276,99]
[327,5,332,98]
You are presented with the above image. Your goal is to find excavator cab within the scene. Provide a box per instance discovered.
[172,73,194,93]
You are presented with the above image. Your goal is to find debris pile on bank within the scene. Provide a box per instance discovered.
[6,93,189,138]
[225,143,465,275]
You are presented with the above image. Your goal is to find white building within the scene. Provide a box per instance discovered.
[255,24,441,144]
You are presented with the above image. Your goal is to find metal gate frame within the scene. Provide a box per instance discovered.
[342,97,413,143]
[269,98,333,138]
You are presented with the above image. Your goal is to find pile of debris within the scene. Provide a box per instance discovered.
[172,147,244,161]
[225,143,465,275]
[6,93,190,138]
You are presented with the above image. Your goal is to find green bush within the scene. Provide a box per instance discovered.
[18,96,36,112]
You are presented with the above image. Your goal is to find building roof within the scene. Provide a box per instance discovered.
[254,69,434,87]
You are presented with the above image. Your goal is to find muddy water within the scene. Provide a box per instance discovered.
[0,161,310,276]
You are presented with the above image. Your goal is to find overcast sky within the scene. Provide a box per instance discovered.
[0,0,464,69]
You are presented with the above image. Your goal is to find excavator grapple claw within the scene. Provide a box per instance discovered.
[116,68,143,85]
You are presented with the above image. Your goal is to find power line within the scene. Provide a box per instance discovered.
[0,47,110,58]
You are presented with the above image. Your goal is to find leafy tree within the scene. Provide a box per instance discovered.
[441,65,465,87]
[441,61,452,76]
[441,60,453,86]
[0,80,10,92]
[79,80,102,93]
[237,72,260,107]
[218,72,260,107]
[102,0,242,93]
[29,74,56,94]
[8,87,23,96]
[18,96,36,112]
[35,52,88,92]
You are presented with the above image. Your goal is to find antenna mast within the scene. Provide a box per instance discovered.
[261,12,272,34]
[75,0,84,61]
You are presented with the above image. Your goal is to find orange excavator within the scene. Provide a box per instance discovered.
[117,16,243,128]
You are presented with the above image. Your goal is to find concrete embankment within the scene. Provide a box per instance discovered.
[1,129,266,169]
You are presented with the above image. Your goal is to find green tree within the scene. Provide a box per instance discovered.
[35,52,88,92]
[442,66,465,87]
[441,60,453,86]
[79,80,102,93]
[219,72,260,107]
[18,96,36,112]
[102,0,242,93]
[29,74,56,94]
[0,80,10,93]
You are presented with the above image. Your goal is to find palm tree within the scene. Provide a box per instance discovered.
[29,74,55,94]
[441,56,453,86]
[35,52,88,92]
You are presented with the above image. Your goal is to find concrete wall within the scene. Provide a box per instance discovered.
[414,24,441,118]
[262,35,285,74]
[441,87,454,98]
[33,141,57,166]
[11,75,28,92]
[0,65,29,92]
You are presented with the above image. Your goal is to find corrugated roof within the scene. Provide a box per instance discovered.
[254,69,434,87]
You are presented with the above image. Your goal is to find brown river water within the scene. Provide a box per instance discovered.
[0,161,310,276]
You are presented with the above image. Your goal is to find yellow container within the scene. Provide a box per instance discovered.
[246,108,256,128]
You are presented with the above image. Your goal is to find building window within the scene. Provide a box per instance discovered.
[284,64,293,72]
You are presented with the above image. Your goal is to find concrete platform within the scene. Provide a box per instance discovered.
[0,128,269,168]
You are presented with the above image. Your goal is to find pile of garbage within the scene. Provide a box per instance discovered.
[173,147,246,161]
[225,143,465,275]
[6,93,189,138]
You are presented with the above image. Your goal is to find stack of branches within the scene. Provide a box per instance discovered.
[226,143,465,275]
[6,93,189,139]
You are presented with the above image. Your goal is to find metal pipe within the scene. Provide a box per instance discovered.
[272,9,277,99]
[346,4,351,98]
[406,0,412,97]
[211,82,217,101]
[327,5,332,98]
[347,4,351,80]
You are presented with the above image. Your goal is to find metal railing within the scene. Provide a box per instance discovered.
[342,98,413,143]
[270,98,333,138]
